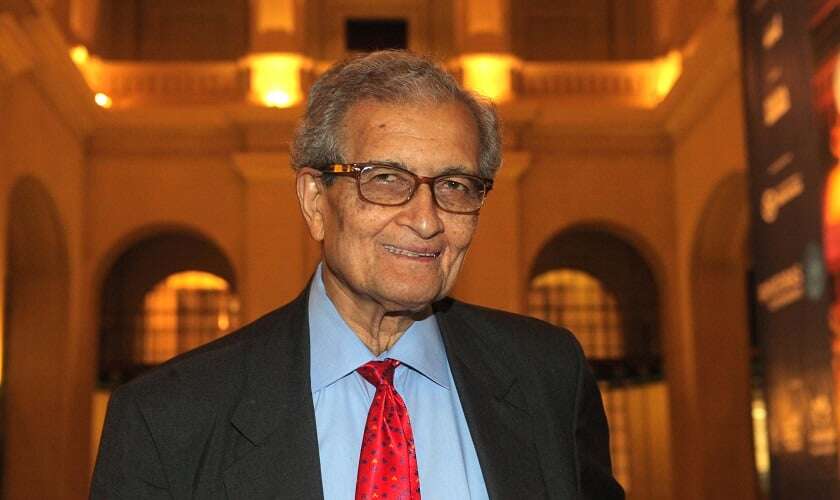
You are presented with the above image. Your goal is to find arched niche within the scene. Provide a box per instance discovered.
[98,229,238,386]
[530,225,661,371]
[689,171,757,499]
[3,176,71,499]
[527,224,668,497]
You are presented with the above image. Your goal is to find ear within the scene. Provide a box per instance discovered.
[296,168,327,242]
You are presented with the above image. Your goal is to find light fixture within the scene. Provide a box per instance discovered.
[94,92,112,109]
[248,53,303,108]
[69,44,89,65]
[460,54,517,103]
[653,50,683,102]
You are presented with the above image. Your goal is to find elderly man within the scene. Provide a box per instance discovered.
[91,51,623,499]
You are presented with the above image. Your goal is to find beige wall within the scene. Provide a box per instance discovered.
[0,76,91,499]
[669,49,755,500]
[87,153,245,291]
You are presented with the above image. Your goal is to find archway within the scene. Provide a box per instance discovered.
[91,229,240,461]
[530,225,661,366]
[97,229,238,386]
[3,177,70,499]
[690,171,758,499]
[528,226,670,499]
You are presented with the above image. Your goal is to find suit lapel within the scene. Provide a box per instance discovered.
[436,301,548,500]
[223,291,324,499]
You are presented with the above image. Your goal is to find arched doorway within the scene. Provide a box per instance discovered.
[690,172,758,499]
[3,177,70,499]
[92,230,240,460]
[97,230,239,386]
[528,226,670,499]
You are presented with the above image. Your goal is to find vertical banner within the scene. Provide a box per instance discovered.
[741,1,839,498]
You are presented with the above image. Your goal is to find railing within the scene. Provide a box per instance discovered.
[513,57,678,107]
[80,59,249,107]
[74,55,679,109]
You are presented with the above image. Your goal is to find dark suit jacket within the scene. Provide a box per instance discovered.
[91,288,624,499]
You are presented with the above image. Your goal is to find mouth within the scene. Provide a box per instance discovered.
[382,244,441,259]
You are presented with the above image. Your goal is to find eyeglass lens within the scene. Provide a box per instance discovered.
[358,165,486,212]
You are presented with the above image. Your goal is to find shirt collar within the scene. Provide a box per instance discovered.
[308,263,450,392]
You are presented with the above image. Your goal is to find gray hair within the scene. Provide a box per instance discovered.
[291,50,502,179]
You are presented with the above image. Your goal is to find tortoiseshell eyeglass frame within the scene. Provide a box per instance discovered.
[314,162,494,215]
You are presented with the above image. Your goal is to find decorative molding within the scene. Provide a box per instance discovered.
[84,8,740,162]
[81,60,249,107]
[3,7,100,137]
[659,9,742,140]
[0,13,34,82]
[90,106,302,154]
[515,60,656,106]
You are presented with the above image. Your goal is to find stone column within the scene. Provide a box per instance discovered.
[247,0,305,108]
[249,0,302,53]
[454,0,516,102]
[68,0,99,45]
[233,153,312,322]
[456,0,510,53]
[454,152,530,313]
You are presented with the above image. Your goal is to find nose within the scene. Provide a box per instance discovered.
[395,184,444,239]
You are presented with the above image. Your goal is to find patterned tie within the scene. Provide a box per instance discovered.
[355,358,421,500]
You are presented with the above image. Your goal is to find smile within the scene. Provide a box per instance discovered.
[382,244,441,259]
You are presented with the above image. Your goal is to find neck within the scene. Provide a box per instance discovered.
[320,265,430,356]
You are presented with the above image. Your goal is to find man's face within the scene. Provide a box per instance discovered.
[304,100,482,312]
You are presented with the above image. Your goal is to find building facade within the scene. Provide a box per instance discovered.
[0,0,755,498]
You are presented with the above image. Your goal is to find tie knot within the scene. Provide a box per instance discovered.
[357,358,400,388]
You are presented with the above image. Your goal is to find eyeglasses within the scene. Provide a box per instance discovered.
[316,162,493,214]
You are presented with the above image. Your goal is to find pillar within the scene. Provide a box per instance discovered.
[233,153,311,322]
[454,152,530,313]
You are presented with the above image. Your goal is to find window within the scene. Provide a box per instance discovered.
[345,19,408,52]
[140,271,240,364]
[528,268,631,490]
[95,0,250,60]
[529,269,623,358]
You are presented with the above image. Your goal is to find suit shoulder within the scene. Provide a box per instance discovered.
[114,297,302,404]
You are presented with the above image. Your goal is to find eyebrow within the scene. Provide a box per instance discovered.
[367,160,475,176]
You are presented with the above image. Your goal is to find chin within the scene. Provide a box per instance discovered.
[377,282,445,312]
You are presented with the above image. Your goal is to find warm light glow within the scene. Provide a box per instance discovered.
[834,57,840,113]
[70,44,89,65]
[752,391,771,489]
[94,92,112,108]
[0,292,4,386]
[164,271,229,291]
[825,167,840,225]
[217,310,230,330]
[461,54,516,103]
[824,166,840,269]
[248,53,303,108]
[654,50,682,101]
[142,271,237,364]
[265,90,293,108]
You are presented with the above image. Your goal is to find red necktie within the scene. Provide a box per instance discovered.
[355,359,421,500]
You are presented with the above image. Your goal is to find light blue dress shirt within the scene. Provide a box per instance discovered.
[308,265,489,500]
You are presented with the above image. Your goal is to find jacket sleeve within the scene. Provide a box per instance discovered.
[90,386,172,499]
[575,353,626,500]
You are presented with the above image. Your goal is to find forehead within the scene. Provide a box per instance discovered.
[340,99,479,174]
